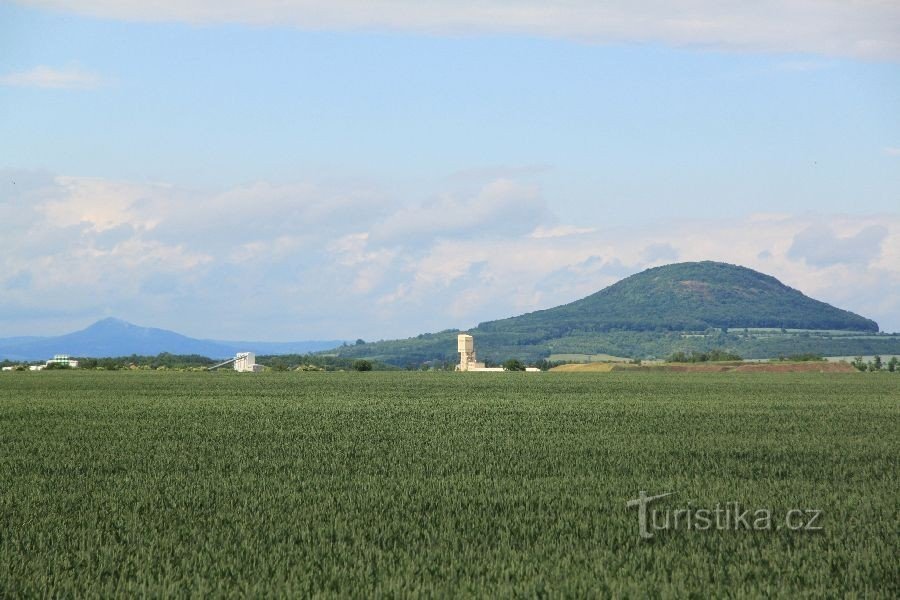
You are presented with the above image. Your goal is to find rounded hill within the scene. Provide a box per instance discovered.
[477,261,878,335]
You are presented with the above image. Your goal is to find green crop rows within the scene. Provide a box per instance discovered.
[1,371,897,596]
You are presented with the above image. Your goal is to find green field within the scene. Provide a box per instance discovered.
[1,371,897,596]
[548,353,632,363]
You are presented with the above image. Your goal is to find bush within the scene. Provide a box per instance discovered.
[503,359,526,371]
[667,349,742,363]
[352,360,373,372]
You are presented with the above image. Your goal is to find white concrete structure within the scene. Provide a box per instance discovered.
[46,354,78,368]
[457,334,486,371]
[234,352,263,372]
[457,333,541,372]
[207,352,264,372]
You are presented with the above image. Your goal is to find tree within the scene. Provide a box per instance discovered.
[534,359,554,371]
[352,359,373,372]
[355,339,366,346]
[503,359,526,371]
[873,355,882,371]
[888,357,898,373]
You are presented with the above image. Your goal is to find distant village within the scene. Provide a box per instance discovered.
[1,336,544,373]
[1,354,79,372]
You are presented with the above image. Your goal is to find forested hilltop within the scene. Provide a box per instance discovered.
[335,262,891,365]
[480,261,877,335]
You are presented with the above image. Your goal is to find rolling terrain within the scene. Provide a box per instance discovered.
[3,262,895,366]
[336,262,896,365]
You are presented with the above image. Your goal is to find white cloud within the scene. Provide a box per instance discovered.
[16,1,900,60]
[0,65,104,89]
[2,171,899,339]
[788,224,888,267]
[774,59,836,72]
[530,225,596,239]
[370,178,546,243]
[40,177,166,231]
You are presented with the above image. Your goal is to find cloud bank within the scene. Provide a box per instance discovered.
[0,65,104,89]
[17,1,900,60]
[2,170,898,339]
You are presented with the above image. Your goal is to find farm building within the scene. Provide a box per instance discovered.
[208,352,264,372]
[456,334,539,372]
[46,355,78,368]
[234,352,263,372]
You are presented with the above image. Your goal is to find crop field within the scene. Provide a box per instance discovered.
[1,371,897,596]
[548,353,632,363]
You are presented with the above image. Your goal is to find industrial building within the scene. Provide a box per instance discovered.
[234,352,263,372]
[456,334,539,372]
[208,352,263,372]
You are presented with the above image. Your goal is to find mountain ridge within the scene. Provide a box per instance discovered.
[0,318,343,361]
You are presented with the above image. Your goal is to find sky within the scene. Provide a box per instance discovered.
[1,0,899,340]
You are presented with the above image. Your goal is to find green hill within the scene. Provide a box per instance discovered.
[479,261,877,335]
[336,261,889,365]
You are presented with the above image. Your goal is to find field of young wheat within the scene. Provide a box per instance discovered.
[0,371,896,596]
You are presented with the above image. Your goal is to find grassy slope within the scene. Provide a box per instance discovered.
[335,262,890,365]
[1,371,897,596]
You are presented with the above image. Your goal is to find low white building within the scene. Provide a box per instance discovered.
[46,354,78,368]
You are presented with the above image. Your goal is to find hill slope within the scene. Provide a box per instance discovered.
[479,261,877,335]
[336,262,886,365]
[0,318,342,361]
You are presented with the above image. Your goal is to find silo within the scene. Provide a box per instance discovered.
[458,334,475,371]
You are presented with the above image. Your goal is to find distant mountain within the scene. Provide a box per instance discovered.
[335,261,887,364]
[0,318,343,361]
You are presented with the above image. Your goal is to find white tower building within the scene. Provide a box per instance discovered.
[457,334,486,371]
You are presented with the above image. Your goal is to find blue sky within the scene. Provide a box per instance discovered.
[1,1,899,338]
